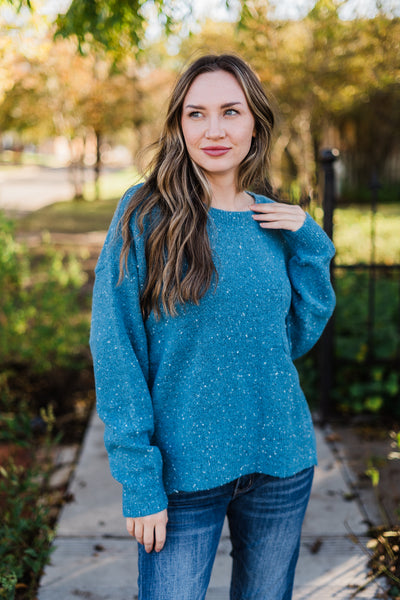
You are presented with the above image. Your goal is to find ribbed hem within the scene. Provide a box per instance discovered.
[122,485,168,518]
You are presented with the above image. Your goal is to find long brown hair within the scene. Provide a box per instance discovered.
[119,54,275,320]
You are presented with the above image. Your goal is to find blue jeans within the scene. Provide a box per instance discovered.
[138,467,314,600]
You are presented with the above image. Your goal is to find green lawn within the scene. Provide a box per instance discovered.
[334,204,400,265]
[18,197,121,234]
[82,166,141,202]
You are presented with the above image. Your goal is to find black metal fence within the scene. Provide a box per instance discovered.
[318,149,400,422]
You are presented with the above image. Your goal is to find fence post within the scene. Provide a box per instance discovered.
[367,173,380,361]
[318,149,338,423]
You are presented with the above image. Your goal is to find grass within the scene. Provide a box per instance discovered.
[18,197,121,234]
[334,204,400,265]
[82,166,141,202]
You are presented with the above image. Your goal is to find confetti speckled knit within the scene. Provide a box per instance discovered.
[90,184,335,517]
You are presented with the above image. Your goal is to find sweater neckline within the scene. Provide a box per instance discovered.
[208,191,257,217]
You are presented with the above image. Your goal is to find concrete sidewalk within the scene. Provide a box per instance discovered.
[38,409,382,600]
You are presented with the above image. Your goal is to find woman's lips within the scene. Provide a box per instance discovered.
[201,146,231,156]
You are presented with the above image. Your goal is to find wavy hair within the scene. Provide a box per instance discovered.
[119,54,275,319]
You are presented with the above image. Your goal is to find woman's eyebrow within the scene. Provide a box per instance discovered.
[184,101,244,110]
[221,102,243,108]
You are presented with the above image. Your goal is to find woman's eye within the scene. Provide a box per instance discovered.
[225,108,239,116]
[189,111,202,118]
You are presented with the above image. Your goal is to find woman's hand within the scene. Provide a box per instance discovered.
[250,203,306,232]
[126,508,168,553]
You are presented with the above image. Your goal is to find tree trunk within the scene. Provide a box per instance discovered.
[94,130,102,201]
[292,109,315,193]
[68,138,84,201]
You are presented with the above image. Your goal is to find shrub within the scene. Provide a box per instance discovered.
[0,404,56,600]
[0,212,89,373]
[297,270,400,417]
[0,461,55,600]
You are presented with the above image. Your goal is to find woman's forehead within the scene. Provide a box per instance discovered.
[183,71,247,107]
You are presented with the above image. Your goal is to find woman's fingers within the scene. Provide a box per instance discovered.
[152,509,168,553]
[154,518,167,553]
[143,523,156,554]
[126,517,135,537]
[133,519,144,545]
[250,203,306,232]
[125,509,168,553]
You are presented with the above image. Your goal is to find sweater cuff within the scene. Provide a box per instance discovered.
[282,213,335,257]
[122,484,168,518]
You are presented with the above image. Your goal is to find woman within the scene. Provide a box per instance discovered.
[90,54,335,600]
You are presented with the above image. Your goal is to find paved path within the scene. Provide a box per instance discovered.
[0,165,75,213]
[38,410,382,599]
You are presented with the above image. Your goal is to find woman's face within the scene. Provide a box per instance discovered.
[181,70,255,182]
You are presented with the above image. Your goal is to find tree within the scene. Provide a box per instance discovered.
[55,0,172,55]
[0,26,142,197]
[42,43,140,198]
[234,0,400,191]
[1,0,207,55]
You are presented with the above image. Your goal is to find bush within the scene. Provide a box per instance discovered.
[0,396,56,600]
[335,270,399,362]
[297,270,400,417]
[0,459,54,600]
[0,212,89,373]
[339,181,400,205]
[333,270,399,415]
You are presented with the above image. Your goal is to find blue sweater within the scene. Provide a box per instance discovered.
[90,184,335,517]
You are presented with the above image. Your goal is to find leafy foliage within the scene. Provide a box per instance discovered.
[0,416,55,600]
[55,0,175,55]
[297,269,400,417]
[335,271,399,361]
[0,0,32,9]
[1,0,175,55]
[333,271,400,415]
[0,212,89,373]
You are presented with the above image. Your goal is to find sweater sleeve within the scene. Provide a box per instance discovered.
[89,186,168,518]
[281,213,336,360]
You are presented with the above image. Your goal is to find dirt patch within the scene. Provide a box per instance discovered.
[5,362,95,445]
[0,444,32,469]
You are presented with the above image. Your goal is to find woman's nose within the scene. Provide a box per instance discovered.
[205,117,225,139]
